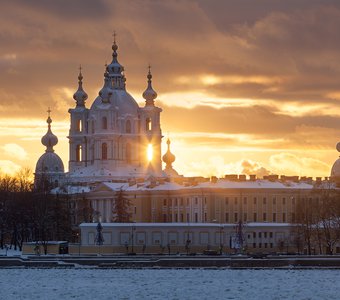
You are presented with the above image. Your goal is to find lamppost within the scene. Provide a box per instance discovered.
[219,224,224,255]
[76,232,80,256]
[185,222,191,255]
[131,222,136,254]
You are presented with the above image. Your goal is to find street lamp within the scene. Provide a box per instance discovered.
[76,232,80,256]
[185,222,191,255]
[131,222,136,254]
[219,224,224,255]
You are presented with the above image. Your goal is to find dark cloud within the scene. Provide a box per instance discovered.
[1,0,340,140]
[11,0,110,20]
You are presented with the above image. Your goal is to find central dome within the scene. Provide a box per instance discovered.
[90,89,139,115]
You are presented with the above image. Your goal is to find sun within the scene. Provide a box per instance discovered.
[147,144,153,162]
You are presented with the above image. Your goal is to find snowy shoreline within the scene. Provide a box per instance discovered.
[1,268,340,299]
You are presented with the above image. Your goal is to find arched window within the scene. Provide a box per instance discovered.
[126,143,131,163]
[76,145,82,162]
[102,117,107,129]
[126,120,131,133]
[102,143,108,160]
[76,119,82,132]
[146,118,152,131]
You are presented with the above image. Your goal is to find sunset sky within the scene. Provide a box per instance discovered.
[1,0,340,178]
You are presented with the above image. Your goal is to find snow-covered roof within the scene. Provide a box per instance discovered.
[94,179,315,192]
[80,222,292,228]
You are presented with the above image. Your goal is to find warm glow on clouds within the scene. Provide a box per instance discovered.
[0,160,21,175]
[1,0,340,178]
[269,153,331,176]
[2,143,27,160]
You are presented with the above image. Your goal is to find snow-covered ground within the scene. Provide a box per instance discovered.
[0,268,340,299]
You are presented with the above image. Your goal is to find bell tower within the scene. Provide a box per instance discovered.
[139,66,163,174]
[68,66,89,172]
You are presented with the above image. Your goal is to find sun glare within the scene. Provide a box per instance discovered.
[147,144,153,162]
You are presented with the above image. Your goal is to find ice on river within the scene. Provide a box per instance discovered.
[1,268,340,300]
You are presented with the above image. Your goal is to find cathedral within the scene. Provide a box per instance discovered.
[35,37,178,189]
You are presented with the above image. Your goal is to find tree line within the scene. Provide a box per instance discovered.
[0,169,132,252]
[293,185,340,255]
[0,168,72,252]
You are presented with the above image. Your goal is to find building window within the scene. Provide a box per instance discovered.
[273,213,276,222]
[102,116,107,129]
[204,213,207,222]
[195,213,198,223]
[174,198,178,206]
[283,213,286,222]
[243,213,247,222]
[146,117,152,131]
[253,243,256,248]
[243,197,247,205]
[76,119,82,132]
[253,232,256,238]
[253,213,257,222]
[269,232,273,238]
[234,197,237,205]
[163,214,167,222]
[187,213,190,222]
[126,120,131,133]
[102,143,107,160]
[180,198,183,206]
[292,197,295,205]
[253,197,257,205]
[263,197,267,205]
[225,213,229,222]
[264,232,267,238]
[282,197,286,205]
[225,197,229,205]
[273,197,276,205]
[291,213,295,223]
[259,232,262,238]
[181,213,184,222]
[175,214,178,222]
[234,213,238,222]
[195,198,198,205]
[263,213,267,221]
[76,144,82,162]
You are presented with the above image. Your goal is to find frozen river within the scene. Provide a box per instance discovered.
[1,268,340,299]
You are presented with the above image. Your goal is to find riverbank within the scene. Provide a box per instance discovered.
[2,254,340,269]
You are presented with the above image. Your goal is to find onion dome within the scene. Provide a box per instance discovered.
[331,142,340,178]
[98,66,113,103]
[107,32,125,90]
[41,108,58,152]
[73,66,88,107]
[142,65,157,106]
[162,138,176,168]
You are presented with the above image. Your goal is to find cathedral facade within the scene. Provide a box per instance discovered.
[68,39,163,183]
